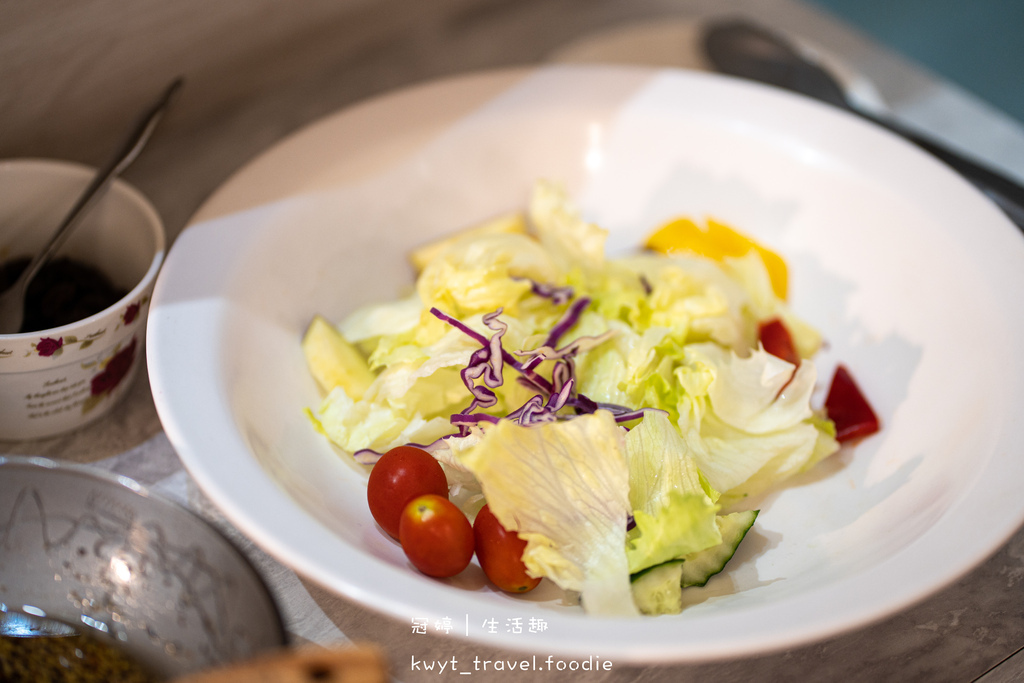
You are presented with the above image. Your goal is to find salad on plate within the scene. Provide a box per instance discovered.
[301,180,878,617]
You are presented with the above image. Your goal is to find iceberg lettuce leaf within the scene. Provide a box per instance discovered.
[314,386,454,453]
[685,342,815,434]
[625,410,709,511]
[624,411,721,574]
[528,180,607,275]
[626,491,721,574]
[416,233,558,316]
[697,412,823,496]
[458,411,638,616]
[720,419,840,504]
[667,343,830,497]
[339,294,424,344]
[723,251,822,358]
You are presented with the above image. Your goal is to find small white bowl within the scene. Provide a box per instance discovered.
[0,159,165,440]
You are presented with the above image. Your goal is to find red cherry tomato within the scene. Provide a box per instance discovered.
[367,446,448,539]
[758,318,800,366]
[399,494,475,578]
[825,364,880,442]
[473,504,541,593]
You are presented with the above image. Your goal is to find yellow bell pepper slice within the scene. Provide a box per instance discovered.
[645,217,788,300]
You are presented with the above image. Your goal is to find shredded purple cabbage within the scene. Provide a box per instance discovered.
[353,432,462,465]
[519,296,594,374]
[430,307,555,396]
[512,277,575,306]
[639,275,653,296]
[457,309,507,412]
[356,295,664,464]
[430,298,661,431]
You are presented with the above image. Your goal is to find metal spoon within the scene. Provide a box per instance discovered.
[0,609,79,638]
[0,78,183,335]
[702,18,1024,231]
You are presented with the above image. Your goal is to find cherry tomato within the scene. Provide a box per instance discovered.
[825,364,880,442]
[398,494,474,578]
[758,318,800,366]
[367,446,448,539]
[473,504,541,593]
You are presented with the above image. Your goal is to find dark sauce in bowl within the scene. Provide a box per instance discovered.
[0,257,128,333]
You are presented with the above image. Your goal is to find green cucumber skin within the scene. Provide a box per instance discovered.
[631,560,684,615]
[680,509,758,588]
[630,510,758,615]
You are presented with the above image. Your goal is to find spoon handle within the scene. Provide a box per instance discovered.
[15,78,183,291]
[702,19,1024,232]
[857,110,1024,228]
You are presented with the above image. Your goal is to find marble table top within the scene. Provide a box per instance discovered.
[3,1,1024,681]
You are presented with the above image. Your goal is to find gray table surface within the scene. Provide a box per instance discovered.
[3,1,1024,681]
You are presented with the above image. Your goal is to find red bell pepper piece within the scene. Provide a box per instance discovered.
[758,318,800,366]
[825,364,880,442]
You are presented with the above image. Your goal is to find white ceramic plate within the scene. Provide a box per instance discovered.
[148,66,1024,663]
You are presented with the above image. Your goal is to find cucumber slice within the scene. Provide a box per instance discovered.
[629,510,759,615]
[630,560,684,615]
[680,509,758,588]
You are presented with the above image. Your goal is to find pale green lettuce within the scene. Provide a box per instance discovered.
[416,232,558,317]
[306,179,843,614]
[624,410,717,511]
[339,293,423,344]
[572,317,674,409]
[458,411,638,616]
[722,251,822,358]
[687,342,815,434]
[313,386,454,454]
[626,492,721,575]
[529,179,607,276]
[672,343,838,499]
[623,411,722,574]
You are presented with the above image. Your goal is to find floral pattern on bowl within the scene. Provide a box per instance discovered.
[20,295,150,360]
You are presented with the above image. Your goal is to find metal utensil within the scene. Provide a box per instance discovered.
[702,18,1024,231]
[0,78,182,334]
[0,610,79,638]
[0,456,286,679]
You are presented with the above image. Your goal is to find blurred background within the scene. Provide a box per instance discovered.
[3,0,1022,251]
[807,0,1024,124]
